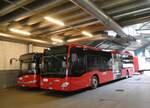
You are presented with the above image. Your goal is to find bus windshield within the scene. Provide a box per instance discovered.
[42,54,67,77]
[20,61,37,75]
[42,45,68,78]
[19,53,42,76]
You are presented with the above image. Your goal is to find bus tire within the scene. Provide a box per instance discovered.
[91,75,98,89]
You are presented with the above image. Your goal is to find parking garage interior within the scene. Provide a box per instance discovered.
[0,0,150,108]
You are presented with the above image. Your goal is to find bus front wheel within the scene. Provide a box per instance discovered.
[91,76,98,89]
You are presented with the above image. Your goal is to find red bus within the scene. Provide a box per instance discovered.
[120,51,134,77]
[17,53,42,88]
[40,44,134,91]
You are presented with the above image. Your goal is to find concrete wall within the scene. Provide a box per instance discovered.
[0,70,19,89]
[0,41,46,89]
[0,41,27,70]
[32,46,46,53]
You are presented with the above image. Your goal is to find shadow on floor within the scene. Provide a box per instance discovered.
[42,78,128,98]
[15,86,43,93]
[42,88,89,98]
[14,77,132,98]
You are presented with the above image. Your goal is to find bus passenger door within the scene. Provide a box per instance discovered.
[112,54,122,80]
[70,47,88,90]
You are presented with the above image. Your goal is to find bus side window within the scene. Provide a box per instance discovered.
[71,53,78,74]
[70,48,86,76]
[108,58,113,69]
[71,53,77,63]
[98,57,108,71]
[98,52,112,71]
[87,55,99,71]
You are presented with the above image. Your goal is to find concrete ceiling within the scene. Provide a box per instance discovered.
[0,0,149,49]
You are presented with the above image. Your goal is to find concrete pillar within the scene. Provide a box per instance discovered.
[27,44,33,53]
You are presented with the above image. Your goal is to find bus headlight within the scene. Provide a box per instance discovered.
[19,77,23,80]
[61,82,70,88]
[43,78,48,82]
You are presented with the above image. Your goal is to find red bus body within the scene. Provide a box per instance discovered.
[16,53,42,88]
[17,74,40,88]
[120,51,134,77]
[133,56,139,72]
[40,44,134,91]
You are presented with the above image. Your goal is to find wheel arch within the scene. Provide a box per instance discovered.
[92,74,100,84]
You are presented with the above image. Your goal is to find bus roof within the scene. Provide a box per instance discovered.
[19,52,42,61]
[47,44,132,55]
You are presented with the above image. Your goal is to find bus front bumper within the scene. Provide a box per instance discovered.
[16,80,40,88]
[40,78,71,91]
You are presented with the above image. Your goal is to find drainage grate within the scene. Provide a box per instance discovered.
[115,89,124,92]
[99,99,106,102]
[99,98,117,102]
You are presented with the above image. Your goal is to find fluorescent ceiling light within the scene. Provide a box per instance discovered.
[137,30,150,34]
[9,28,31,36]
[51,38,64,43]
[67,38,79,42]
[52,41,57,45]
[102,49,113,52]
[0,33,12,37]
[81,31,93,37]
[44,16,65,26]
[0,32,49,44]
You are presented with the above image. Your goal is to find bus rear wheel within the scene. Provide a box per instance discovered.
[91,76,98,89]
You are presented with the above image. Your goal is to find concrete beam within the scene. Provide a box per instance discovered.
[0,31,51,47]
[70,0,130,38]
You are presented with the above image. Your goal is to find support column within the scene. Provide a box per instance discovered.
[27,44,33,53]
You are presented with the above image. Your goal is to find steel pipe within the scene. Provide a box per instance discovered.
[70,0,131,39]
